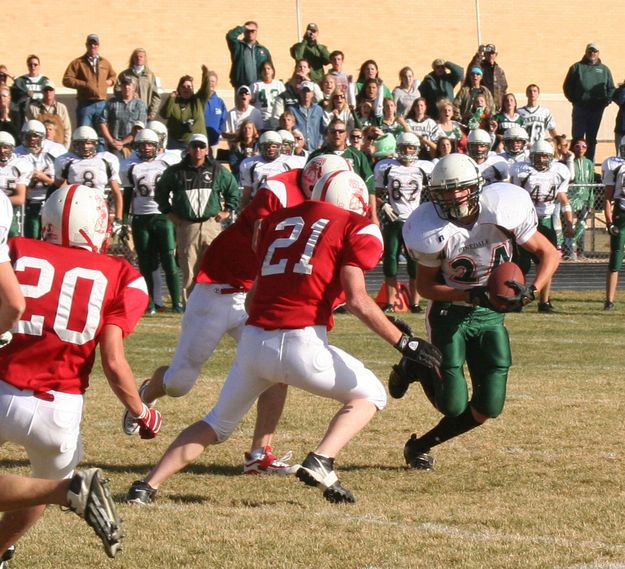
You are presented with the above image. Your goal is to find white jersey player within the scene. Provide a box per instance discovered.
[498,125,530,166]
[0,133,32,236]
[466,129,509,185]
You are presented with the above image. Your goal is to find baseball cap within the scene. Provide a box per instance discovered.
[470,66,483,76]
[86,33,100,44]
[307,23,318,31]
[484,44,496,53]
[42,80,55,91]
[586,42,599,51]
[432,58,446,69]
[300,81,315,92]
[237,85,251,96]
[188,134,208,147]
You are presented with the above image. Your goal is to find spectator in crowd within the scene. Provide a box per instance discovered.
[0,66,11,88]
[278,110,297,132]
[115,48,161,121]
[272,59,322,123]
[467,43,508,105]
[563,43,615,162]
[0,86,20,142]
[226,22,272,90]
[432,99,465,152]
[251,61,285,130]
[323,89,355,132]
[287,81,324,151]
[204,71,228,149]
[380,97,404,138]
[420,58,464,120]
[289,23,331,83]
[227,118,259,182]
[292,128,307,158]
[41,116,65,146]
[404,97,438,158]
[492,92,523,149]
[349,127,363,150]
[518,84,558,144]
[62,34,116,129]
[564,137,596,260]
[10,55,48,129]
[432,135,453,163]
[224,85,264,140]
[393,67,420,118]
[355,60,392,100]
[160,65,212,149]
[98,76,147,159]
[155,133,239,302]
[454,66,495,120]
[611,79,625,153]
[328,50,348,93]
[463,93,494,132]
[554,134,575,178]
[319,74,337,112]
[26,80,72,148]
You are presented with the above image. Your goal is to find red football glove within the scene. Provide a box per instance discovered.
[135,404,162,439]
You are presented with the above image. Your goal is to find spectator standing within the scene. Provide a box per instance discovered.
[26,80,72,148]
[227,119,259,182]
[0,86,20,142]
[611,79,625,153]
[355,60,392,101]
[251,61,285,130]
[10,55,48,129]
[563,43,615,162]
[115,48,161,121]
[467,44,508,105]
[454,66,495,119]
[289,23,331,84]
[392,67,420,118]
[160,65,212,149]
[204,71,228,148]
[518,84,558,145]
[420,59,464,120]
[224,85,264,139]
[431,99,465,152]
[328,50,348,93]
[62,34,116,130]
[226,22,272,90]
[404,97,438,157]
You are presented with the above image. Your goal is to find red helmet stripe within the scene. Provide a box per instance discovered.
[318,170,342,201]
[61,184,81,248]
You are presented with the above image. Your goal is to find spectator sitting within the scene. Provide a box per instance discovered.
[26,80,72,148]
[292,128,308,158]
[286,81,324,151]
[492,92,524,150]
[404,97,438,158]
[0,86,20,142]
[278,110,297,132]
[393,66,420,118]
[271,59,322,124]
[432,135,453,163]
[380,97,404,138]
[226,118,259,182]
[251,61,285,130]
[319,74,337,112]
[114,48,161,121]
[223,85,264,141]
[432,98,466,153]
[353,100,381,129]
[322,89,355,132]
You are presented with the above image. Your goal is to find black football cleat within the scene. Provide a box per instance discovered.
[296,452,355,504]
[404,433,434,471]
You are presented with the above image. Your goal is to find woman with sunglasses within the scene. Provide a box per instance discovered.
[322,89,355,132]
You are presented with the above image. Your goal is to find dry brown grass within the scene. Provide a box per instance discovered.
[2,291,625,568]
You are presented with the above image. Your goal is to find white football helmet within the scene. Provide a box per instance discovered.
[278,129,295,155]
[22,119,46,151]
[41,184,111,253]
[503,125,529,156]
[259,131,282,161]
[429,154,483,220]
[396,132,420,164]
[467,129,492,161]
[147,120,168,150]
[530,139,554,171]
[300,154,352,198]
[134,128,159,160]
[0,132,15,164]
[311,170,369,216]
[72,126,99,158]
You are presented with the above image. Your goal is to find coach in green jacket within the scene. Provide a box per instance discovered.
[226,22,272,90]
[156,134,239,302]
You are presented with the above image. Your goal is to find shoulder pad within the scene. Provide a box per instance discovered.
[403,203,454,256]
[479,183,534,229]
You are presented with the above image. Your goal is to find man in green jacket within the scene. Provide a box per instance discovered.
[419,59,464,120]
[156,134,239,302]
[226,22,272,90]
[563,43,615,162]
[289,23,331,84]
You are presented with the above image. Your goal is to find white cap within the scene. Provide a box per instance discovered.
[188,134,208,147]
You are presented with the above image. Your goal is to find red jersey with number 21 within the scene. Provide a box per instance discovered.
[0,237,148,394]
[248,201,383,330]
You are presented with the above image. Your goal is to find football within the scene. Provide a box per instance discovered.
[487,262,525,312]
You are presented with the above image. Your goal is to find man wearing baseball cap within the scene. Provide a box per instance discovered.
[419,58,464,119]
[62,34,116,133]
[289,23,331,83]
[26,80,72,148]
[467,43,508,105]
[563,42,615,161]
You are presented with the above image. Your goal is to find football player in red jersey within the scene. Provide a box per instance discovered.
[0,185,161,558]
[127,171,441,505]
[124,155,354,476]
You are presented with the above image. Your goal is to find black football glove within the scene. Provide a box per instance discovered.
[388,356,423,399]
[386,315,413,336]
[497,280,536,312]
[466,286,492,308]
[395,334,442,368]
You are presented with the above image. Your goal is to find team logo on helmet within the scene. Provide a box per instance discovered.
[300,154,352,198]
[311,170,369,216]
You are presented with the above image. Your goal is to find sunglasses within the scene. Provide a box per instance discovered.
[294,136,304,140]
[329,129,346,134]
[350,135,363,140]
[333,95,345,100]
[189,143,207,149]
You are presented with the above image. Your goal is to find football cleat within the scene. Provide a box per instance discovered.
[0,545,15,569]
[604,301,615,311]
[409,304,423,314]
[537,301,555,314]
[126,480,157,505]
[122,380,155,436]
[243,446,299,476]
[404,434,434,471]
[296,452,355,504]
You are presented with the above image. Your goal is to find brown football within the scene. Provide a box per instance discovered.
[487,262,525,312]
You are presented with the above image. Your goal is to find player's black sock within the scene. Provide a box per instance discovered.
[414,406,482,452]
[419,366,438,409]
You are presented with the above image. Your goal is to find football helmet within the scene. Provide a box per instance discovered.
[278,129,295,155]
[0,131,15,164]
[41,184,111,253]
[619,135,625,159]
[134,128,159,160]
[467,129,492,162]
[530,139,554,171]
[373,133,397,158]
[429,154,484,220]
[311,170,369,216]
[300,154,352,198]
[259,131,282,161]
[22,119,46,151]
[147,120,168,150]
[396,132,420,164]
[503,125,529,156]
[72,126,99,158]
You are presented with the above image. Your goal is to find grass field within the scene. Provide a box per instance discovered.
[2,291,625,569]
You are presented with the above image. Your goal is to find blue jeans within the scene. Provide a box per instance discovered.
[571,105,605,163]
[76,100,106,151]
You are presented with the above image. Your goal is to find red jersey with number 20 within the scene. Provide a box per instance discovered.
[0,237,148,394]
[248,201,383,330]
